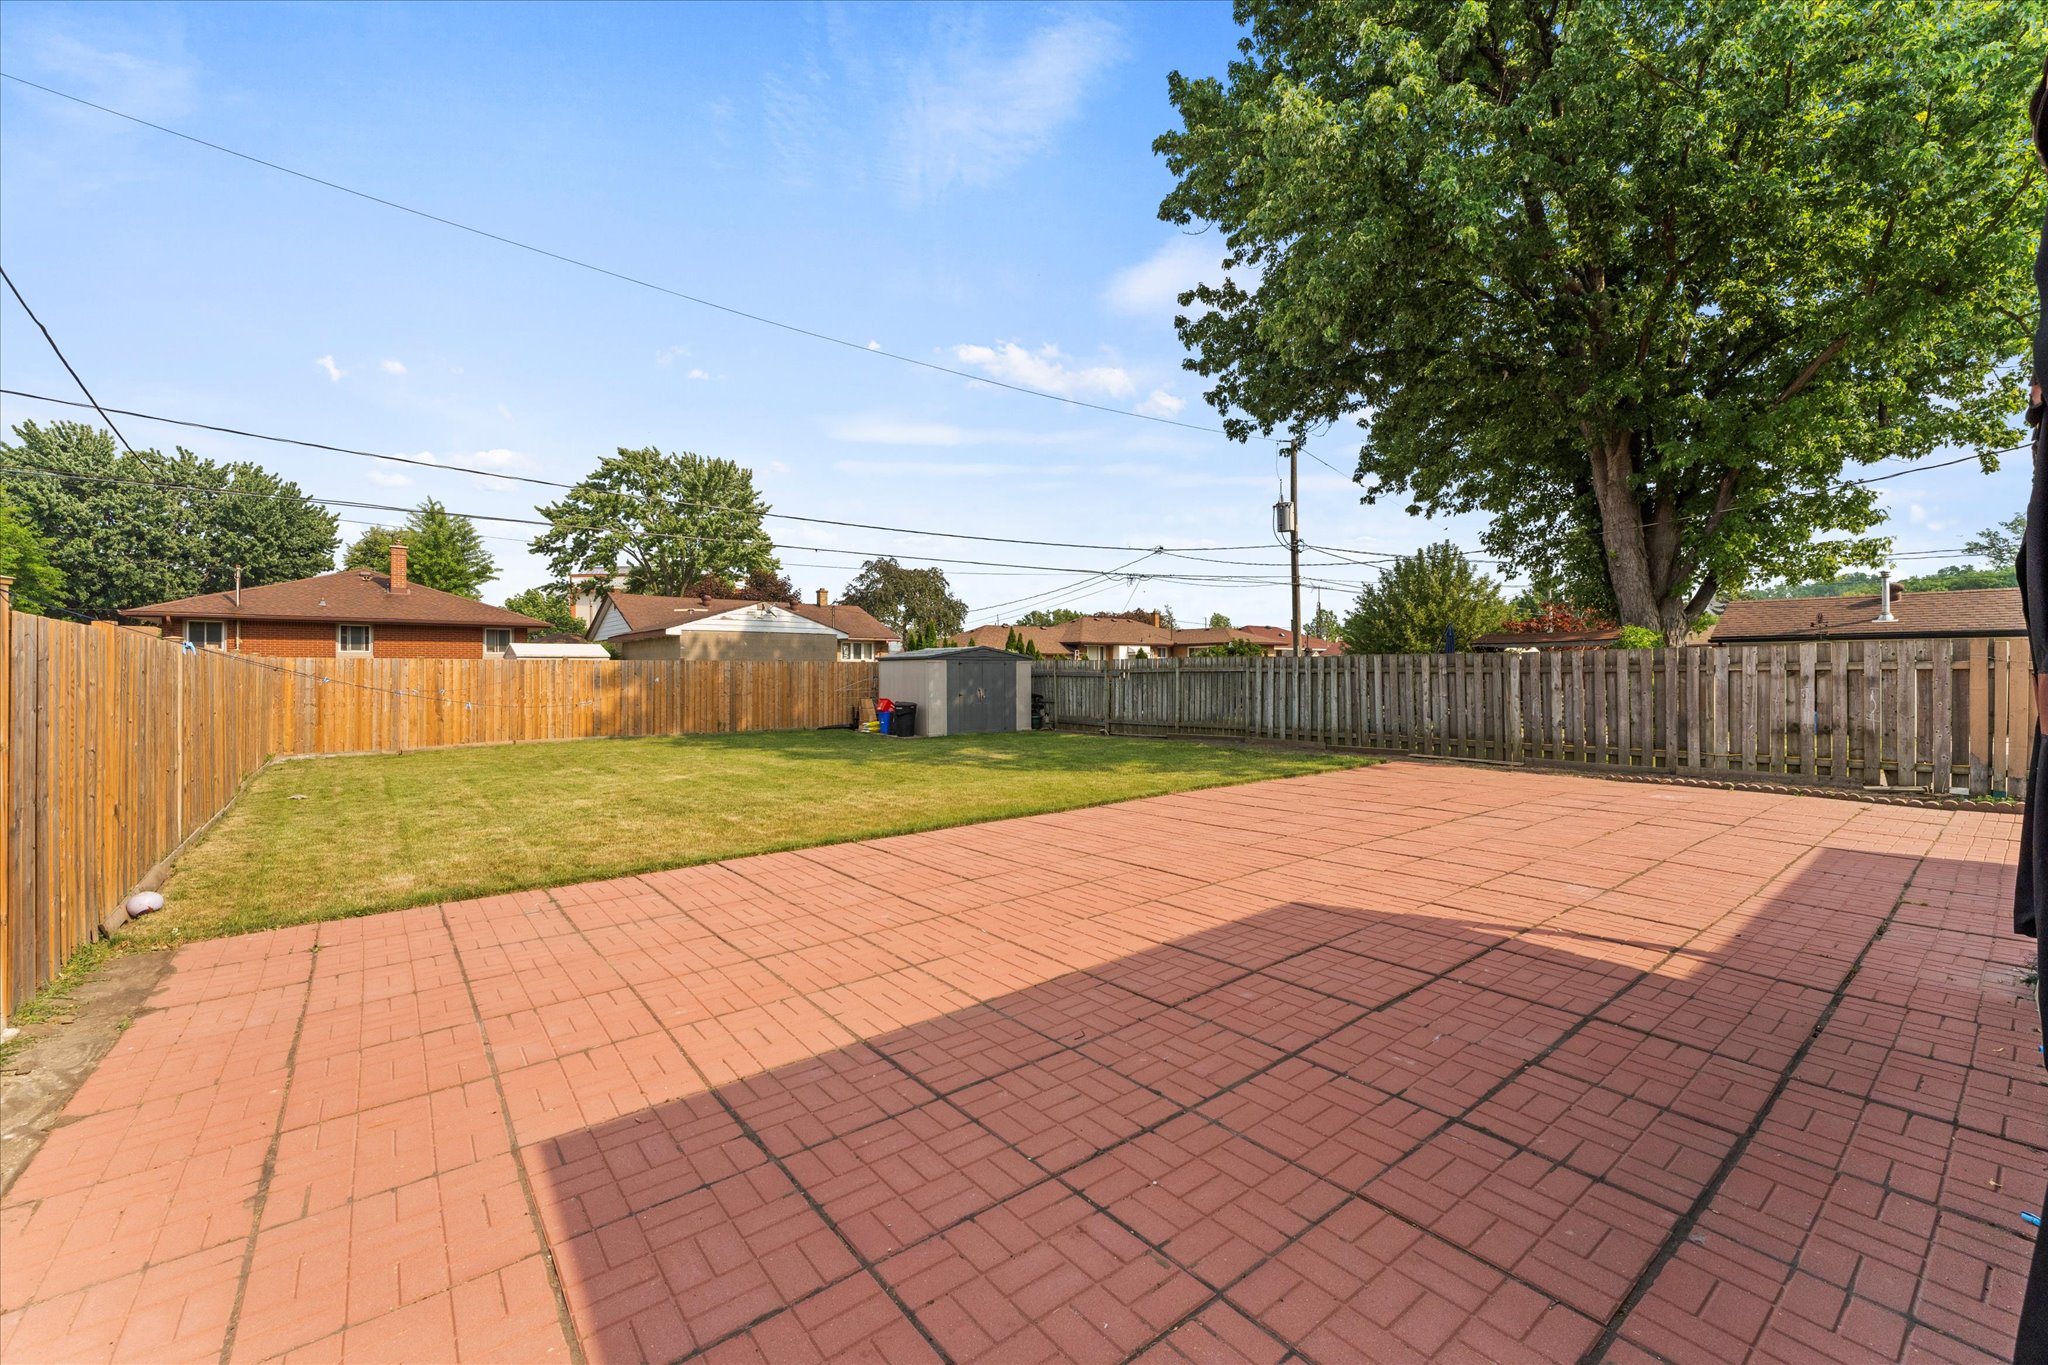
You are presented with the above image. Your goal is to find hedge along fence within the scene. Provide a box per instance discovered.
[1,595,881,1016]
[1035,638,2036,798]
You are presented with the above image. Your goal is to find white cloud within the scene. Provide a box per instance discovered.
[655,345,690,367]
[891,14,1124,199]
[23,27,195,120]
[832,458,1076,479]
[1137,388,1186,419]
[365,468,412,488]
[825,414,1095,448]
[1104,237,1223,317]
[315,355,345,383]
[464,448,542,474]
[380,358,407,375]
[950,342,1134,400]
[686,367,713,381]
[408,448,543,487]
[867,340,882,351]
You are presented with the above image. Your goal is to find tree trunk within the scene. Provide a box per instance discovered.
[1586,431,1664,631]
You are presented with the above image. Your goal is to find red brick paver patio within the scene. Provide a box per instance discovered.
[1,762,2039,1363]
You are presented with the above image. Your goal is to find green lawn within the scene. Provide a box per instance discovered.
[126,730,1371,949]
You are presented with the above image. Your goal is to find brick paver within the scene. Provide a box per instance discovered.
[1,761,2039,1362]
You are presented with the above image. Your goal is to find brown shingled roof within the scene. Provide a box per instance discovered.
[598,592,899,643]
[1238,625,1344,654]
[1471,626,1623,649]
[122,570,549,630]
[1166,627,1253,649]
[1710,587,2023,642]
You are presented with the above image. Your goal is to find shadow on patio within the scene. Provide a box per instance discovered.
[530,850,2040,1365]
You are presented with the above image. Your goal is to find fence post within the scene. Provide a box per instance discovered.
[0,576,10,1020]
[1505,652,1522,765]
[173,629,185,841]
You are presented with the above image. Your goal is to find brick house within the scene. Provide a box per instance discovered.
[120,545,549,659]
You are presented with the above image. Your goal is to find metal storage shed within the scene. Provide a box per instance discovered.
[878,647,1033,737]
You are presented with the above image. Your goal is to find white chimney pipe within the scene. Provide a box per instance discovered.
[1876,569,1894,623]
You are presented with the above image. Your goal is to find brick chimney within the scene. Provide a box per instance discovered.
[816,589,829,607]
[390,542,410,594]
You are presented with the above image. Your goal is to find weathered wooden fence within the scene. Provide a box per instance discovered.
[1,599,880,1015]
[261,655,876,754]
[1037,640,2036,798]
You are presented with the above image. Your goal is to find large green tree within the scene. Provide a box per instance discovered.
[1158,1,2040,636]
[1341,541,1509,653]
[0,489,64,615]
[531,447,779,596]
[344,499,496,597]
[0,421,338,618]
[840,558,967,641]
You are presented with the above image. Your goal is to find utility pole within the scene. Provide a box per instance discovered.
[1288,436,1302,656]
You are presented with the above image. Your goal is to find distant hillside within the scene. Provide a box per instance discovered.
[1745,564,2015,599]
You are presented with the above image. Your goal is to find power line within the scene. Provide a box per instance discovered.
[0,388,1285,557]
[0,460,1364,586]
[0,72,1255,442]
[1839,442,2030,486]
[0,267,147,460]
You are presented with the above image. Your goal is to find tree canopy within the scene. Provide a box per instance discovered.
[0,421,338,619]
[1745,516,2022,596]
[344,499,496,597]
[1308,605,1342,641]
[840,558,967,641]
[1340,542,1509,653]
[1158,1,2040,635]
[1017,608,1084,627]
[0,489,65,615]
[1206,611,1232,630]
[531,447,779,596]
[1964,514,2027,566]
[679,568,798,603]
[503,584,581,633]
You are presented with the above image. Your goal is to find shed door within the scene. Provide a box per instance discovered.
[948,658,1014,734]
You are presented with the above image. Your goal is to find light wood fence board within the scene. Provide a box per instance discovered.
[1,608,880,1014]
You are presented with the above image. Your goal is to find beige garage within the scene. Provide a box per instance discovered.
[593,597,844,663]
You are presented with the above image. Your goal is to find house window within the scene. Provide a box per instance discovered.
[337,624,374,656]
[839,640,875,662]
[185,620,226,650]
[483,628,512,657]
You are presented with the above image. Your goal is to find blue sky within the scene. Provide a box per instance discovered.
[0,2,2031,626]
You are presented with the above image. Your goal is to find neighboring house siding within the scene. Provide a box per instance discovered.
[619,632,838,663]
[168,619,526,660]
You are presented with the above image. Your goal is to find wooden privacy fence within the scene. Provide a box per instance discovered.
[1037,639,2036,798]
[1,600,880,1015]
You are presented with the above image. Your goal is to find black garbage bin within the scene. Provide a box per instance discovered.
[892,702,918,737]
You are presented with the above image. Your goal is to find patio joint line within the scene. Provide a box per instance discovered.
[440,903,591,1365]
[562,779,1944,1363]
[1112,822,1935,1360]
[546,887,960,1365]
[1577,850,1935,1365]
[215,933,320,1365]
